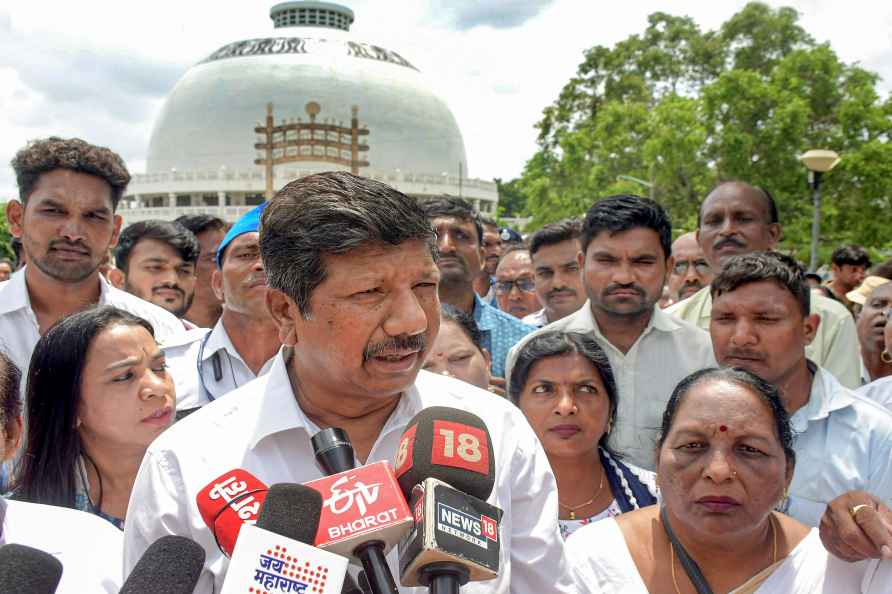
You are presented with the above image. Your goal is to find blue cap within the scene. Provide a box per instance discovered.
[499,227,522,243]
[216,202,270,268]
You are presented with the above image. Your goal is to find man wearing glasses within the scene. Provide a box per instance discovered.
[666,231,714,303]
[494,248,541,321]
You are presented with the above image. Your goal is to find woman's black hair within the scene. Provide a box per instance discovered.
[440,303,484,352]
[0,350,22,440]
[509,331,618,453]
[656,367,796,467]
[13,305,154,509]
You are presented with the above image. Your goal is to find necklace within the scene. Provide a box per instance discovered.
[670,512,778,594]
[558,471,605,520]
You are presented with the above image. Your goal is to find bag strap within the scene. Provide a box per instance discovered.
[660,506,714,594]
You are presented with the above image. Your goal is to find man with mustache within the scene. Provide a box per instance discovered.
[124,172,574,593]
[709,251,892,531]
[666,231,713,303]
[506,195,715,470]
[853,278,892,383]
[0,137,199,411]
[115,220,200,321]
[181,203,281,406]
[522,219,586,327]
[421,196,534,378]
[493,248,541,320]
[668,181,861,388]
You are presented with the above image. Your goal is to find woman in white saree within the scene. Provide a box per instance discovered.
[566,367,890,593]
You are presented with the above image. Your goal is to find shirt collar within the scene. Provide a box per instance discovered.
[202,318,242,364]
[0,268,32,315]
[247,349,426,450]
[790,363,859,431]
[0,267,112,314]
[566,300,680,337]
[473,294,499,331]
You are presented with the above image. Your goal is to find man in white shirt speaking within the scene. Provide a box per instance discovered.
[123,172,573,593]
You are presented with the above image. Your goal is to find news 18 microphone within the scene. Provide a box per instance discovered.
[119,536,205,594]
[308,428,413,594]
[196,468,268,556]
[221,483,349,594]
[0,543,63,594]
[394,407,503,593]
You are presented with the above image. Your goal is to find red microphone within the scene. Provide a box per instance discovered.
[196,469,269,557]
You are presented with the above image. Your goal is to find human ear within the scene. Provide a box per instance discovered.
[266,289,299,346]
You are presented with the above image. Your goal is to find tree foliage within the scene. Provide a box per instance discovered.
[512,2,892,261]
[0,207,13,261]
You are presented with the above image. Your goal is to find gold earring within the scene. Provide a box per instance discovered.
[882,350,892,364]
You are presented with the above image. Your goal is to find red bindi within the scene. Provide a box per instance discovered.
[719,425,728,432]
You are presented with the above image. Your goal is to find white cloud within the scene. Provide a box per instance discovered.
[0,0,889,200]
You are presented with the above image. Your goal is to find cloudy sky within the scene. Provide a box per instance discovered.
[1,0,890,198]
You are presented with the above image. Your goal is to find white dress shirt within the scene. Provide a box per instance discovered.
[506,302,716,470]
[856,375,892,411]
[668,285,863,389]
[0,268,203,408]
[521,309,549,328]
[782,365,892,526]
[196,318,277,403]
[123,350,573,594]
[1,498,123,593]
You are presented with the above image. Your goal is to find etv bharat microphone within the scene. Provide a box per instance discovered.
[221,483,349,594]
[394,407,503,592]
[308,428,413,594]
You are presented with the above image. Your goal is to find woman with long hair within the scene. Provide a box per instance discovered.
[14,305,175,528]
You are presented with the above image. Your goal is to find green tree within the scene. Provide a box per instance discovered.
[514,2,892,260]
[0,206,13,261]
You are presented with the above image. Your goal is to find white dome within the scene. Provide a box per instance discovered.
[145,5,468,179]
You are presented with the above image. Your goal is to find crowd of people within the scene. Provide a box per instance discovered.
[0,135,891,592]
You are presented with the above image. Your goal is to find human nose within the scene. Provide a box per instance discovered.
[683,262,700,282]
[553,387,576,416]
[703,446,735,483]
[612,260,634,285]
[437,230,455,254]
[383,288,428,338]
[58,216,87,243]
[139,368,171,402]
[729,318,757,347]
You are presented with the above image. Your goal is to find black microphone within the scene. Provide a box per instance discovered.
[312,428,400,594]
[0,543,63,594]
[394,407,503,593]
[312,427,355,474]
[119,535,205,594]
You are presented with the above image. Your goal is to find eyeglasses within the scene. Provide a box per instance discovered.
[494,277,536,295]
[672,260,711,276]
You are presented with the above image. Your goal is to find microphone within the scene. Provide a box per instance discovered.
[394,407,503,592]
[308,428,413,594]
[120,535,205,594]
[0,543,63,594]
[312,427,355,474]
[196,468,268,556]
[221,483,349,594]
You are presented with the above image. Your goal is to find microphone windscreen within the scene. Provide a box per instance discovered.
[394,406,495,501]
[257,483,324,544]
[120,535,205,594]
[312,427,356,475]
[0,544,63,594]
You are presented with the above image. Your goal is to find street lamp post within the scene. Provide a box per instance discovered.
[799,149,840,272]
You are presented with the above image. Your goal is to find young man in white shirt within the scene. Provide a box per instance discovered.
[506,195,716,470]
[0,137,202,409]
[709,251,892,527]
[123,171,573,594]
